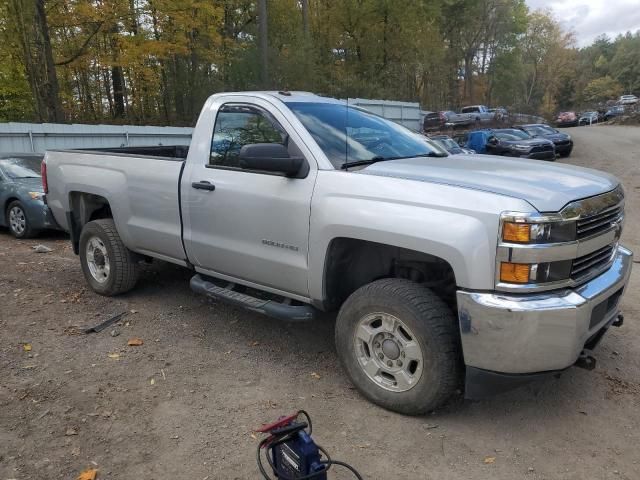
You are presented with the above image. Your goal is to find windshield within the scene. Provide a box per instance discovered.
[0,157,42,179]
[494,129,530,141]
[523,125,556,136]
[286,102,440,168]
[434,138,459,150]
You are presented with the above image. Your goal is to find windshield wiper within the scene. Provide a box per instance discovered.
[340,152,447,170]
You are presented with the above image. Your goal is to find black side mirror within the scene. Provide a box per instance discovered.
[488,136,498,145]
[239,143,304,177]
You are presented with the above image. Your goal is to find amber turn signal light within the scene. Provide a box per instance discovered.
[500,262,531,283]
[502,222,531,243]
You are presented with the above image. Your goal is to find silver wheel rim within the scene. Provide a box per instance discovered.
[86,236,110,284]
[9,206,26,235]
[354,312,424,392]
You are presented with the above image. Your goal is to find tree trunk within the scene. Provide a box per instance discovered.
[258,0,269,88]
[464,54,474,103]
[34,0,63,122]
[111,66,126,118]
[301,0,310,37]
[109,26,126,118]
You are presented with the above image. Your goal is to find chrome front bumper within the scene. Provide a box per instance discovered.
[457,246,633,374]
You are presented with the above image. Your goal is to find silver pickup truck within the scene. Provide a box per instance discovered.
[44,91,632,415]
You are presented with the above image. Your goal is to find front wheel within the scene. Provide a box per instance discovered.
[79,219,139,296]
[335,279,460,415]
[6,200,37,238]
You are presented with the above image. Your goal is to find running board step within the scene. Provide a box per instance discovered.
[190,274,315,322]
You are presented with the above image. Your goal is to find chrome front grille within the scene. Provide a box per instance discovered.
[571,244,615,281]
[576,205,623,239]
[531,144,553,153]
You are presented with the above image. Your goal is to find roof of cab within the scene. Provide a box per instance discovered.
[214,91,346,104]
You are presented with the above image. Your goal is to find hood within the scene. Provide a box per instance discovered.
[359,155,619,212]
[11,177,43,190]
[501,138,552,147]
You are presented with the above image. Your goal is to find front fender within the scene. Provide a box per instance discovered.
[308,171,534,302]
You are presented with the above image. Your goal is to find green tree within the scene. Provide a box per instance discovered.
[583,76,623,103]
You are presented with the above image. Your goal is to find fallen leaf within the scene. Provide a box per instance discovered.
[127,338,143,346]
[130,309,138,314]
[310,372,321,379]
[250,433,257,440]
[250,341,260,346]
[107,353,120,360]
[23,343,32,352]
[77,468,98,480]
[484,456,496,464]
[66,427,78,436]
[71,446,81,456]
[150,378,155,385]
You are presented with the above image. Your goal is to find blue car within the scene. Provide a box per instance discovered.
[0,153,60,238]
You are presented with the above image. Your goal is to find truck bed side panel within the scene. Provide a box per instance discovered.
[45,150,186,263]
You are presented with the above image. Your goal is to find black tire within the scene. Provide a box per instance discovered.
[79,219,139,296]
[335,279,460,415]
[6,200,37,238]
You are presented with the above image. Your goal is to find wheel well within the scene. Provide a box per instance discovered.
[68,192,112,253]
[4,197,20,215]
[323,238,457,312]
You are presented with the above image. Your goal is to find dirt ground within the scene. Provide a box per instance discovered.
[1,125,639,480]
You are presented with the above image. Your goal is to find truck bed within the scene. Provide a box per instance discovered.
[44,148,187,265]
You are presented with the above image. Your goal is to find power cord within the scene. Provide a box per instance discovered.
[256,410,363,480]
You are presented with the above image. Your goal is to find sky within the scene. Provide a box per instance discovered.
[525,0,640,47]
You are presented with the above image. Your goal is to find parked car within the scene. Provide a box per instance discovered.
[465,128,556,160]
[604,105,625,120]
[579,111,599,126]
[429,135,474,154]
[517,124,573,157]
[0,153,59,238]
[555,111,578,127]
[442,111,474,128]
[618,94,638,105]
[460,105,494,123]
[44,91,632,415]
[422,111,443,131]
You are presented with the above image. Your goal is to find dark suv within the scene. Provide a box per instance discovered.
[466,128,556,160]
[517,124,573,157]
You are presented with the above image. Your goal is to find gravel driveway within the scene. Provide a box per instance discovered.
[1,125,639,480]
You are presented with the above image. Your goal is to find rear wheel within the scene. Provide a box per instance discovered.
[79,219,139,296]
[335,278,460,415]
[6,201,36,238]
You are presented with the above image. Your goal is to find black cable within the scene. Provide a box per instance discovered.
[322,460,364,480]
[296,409,312,435]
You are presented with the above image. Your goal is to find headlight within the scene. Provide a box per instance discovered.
[501,218,576,244]
[28,191,44,200]
[498,212,577,286]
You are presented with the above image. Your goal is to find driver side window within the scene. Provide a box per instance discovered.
[210,105,287,169]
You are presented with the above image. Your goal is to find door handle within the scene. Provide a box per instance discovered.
[192,181,216,191]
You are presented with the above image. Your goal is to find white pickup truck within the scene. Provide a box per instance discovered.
[44,91,632,414]
[460,105,495,123]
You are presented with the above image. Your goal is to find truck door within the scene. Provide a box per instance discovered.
[181,97,317,299]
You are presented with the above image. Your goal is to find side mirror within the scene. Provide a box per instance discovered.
[488,136,498,145]
[239,143,303,177]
